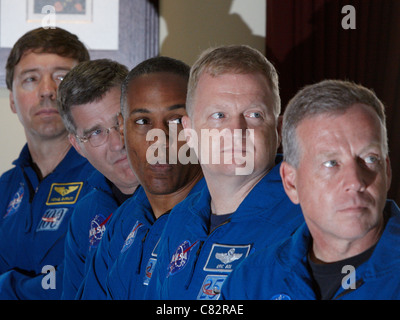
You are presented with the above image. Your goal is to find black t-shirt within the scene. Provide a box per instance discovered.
[308,244,376,300]
[209,213,233,234]
[107,179,132,205]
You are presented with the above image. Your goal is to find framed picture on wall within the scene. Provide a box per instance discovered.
[27,0,94,23]
[0,0,159,87]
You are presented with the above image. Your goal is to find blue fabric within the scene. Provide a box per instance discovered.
[61,170,134,299]
[77,178,206,300]
[146,157,304,300]
[221,200,400,300]
[0,144,95,299]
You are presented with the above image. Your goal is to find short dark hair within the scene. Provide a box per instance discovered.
[120,56,190,115]
[57,59,128,134]
[6,27,90,90]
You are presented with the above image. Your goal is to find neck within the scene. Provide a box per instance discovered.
[118,183,140,196]
[27,133,71,178]
[206,169,267,215]
[310,223,384,263]
[147,168,203,219]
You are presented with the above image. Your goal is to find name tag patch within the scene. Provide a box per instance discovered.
[46,182,83,205]
[36,208,69,232]
[143,257,157,286]
[203,244,251,272]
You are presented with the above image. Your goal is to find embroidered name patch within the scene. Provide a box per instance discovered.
[203,244,251,272]
[36,208,69,232]
[46,182,83,205]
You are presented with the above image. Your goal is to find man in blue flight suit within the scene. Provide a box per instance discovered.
[145,45,304,300]
[0,27,94,299]
[221,80,400,300]
[57,59,140,299]
[77,56,204,299]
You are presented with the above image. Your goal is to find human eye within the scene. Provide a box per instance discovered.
[323,160,338,168]
[210,112,225,119]
[54,72,68,85]
[135,118,150,125]
[365,155,378,164]
[22,74,38,84]
[88,128,103,139]
[168,117,182,125]
[364,154,381,165]
[247,111,263,119]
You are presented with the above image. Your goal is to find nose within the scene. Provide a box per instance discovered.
[108,126,123,151]
[342,160,368,193]
[39,75,57,100]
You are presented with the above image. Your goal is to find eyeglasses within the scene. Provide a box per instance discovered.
[75,125,120,147]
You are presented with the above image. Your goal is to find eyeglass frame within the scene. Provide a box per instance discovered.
[75,122,121,148]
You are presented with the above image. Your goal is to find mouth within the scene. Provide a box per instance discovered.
[114,155,128,165]
[148,163,174,172]
[36,108,59,117]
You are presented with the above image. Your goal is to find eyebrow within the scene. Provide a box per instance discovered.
[19,67,72,76]
[82,115,119,137]
[129,104,186,116]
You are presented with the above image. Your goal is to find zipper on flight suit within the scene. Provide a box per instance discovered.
[184,218,232,290]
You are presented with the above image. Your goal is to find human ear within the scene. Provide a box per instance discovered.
[280,161,300,204]
[68,133,85,158]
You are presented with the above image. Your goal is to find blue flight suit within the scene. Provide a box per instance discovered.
[105,178,206,299]
[61,170,134,299]
[146,157,304,300]
[221,200,400,300]
[0,144,94,299]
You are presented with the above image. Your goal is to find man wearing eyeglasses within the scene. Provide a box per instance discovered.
[57,59,140,299]
[0,27,94,299]
[76,56,204,299]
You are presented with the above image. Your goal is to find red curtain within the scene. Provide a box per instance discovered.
[267,0,400,203]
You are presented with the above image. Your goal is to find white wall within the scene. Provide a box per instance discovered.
[159,0,266,65]
[0,0,266,175]
[0,88,26,174]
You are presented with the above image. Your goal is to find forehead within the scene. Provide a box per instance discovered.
[296,104,384,153]
[196,72,271,97]
[126,73,187,111]
[192,72,274,111]
[71,87,121,128]
[15,51,77,72]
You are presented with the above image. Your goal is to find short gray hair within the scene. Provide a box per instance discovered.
[187,45,280,118]
[282,79,388,167]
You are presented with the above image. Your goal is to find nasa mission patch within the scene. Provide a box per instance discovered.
[167,240,200,277]
[4,184,24,219]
